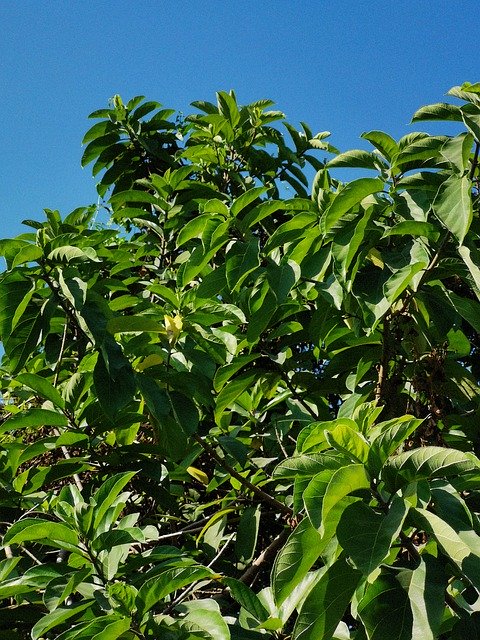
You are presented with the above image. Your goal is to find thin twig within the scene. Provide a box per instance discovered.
[192,433,292,517]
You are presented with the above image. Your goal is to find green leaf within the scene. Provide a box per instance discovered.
[358,572,412,640]
[31,602,94,640]
[11,244,43,267]
[136,566,214,615]
[16,373,65,408]
[382,446,480,492]
[309,464,370,535]
[223,578,269,623]
[293,556,362,640]
[214,370,260,424]
[432,174,472,244]
[328,149,385,170]
[272,518,324,606]
[382,221,439,241]
[325,423,370,464]
[4,518,79,549]
[412,508,480,590]
[411,102,463,123]
[225,238,260,291]
[235,505,261,564]
[0,408,68,433]
[47,245,99,263]
[107,316,165,333]
[241,200,284,229]
[231,187,266,216]
[368,416,424,476]
[92,471,137,532]
[337,496,409,574]
[323,178,384,232]
[383,261,427,304]
[399,557,445,640]
[361,130,399,162]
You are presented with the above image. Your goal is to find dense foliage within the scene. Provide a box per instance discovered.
[2,83,480,639]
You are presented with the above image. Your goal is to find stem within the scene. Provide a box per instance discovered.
[192,433,292,517]
[375,316,390,403]
[282,376,318,420]
[239,527,291,585]
[470,141,480,181]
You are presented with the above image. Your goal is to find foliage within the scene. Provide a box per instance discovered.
[1,83,480,638]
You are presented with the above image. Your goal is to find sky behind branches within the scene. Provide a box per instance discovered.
[1,1,478,237]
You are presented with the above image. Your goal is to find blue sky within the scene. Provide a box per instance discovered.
[1,1,478,238]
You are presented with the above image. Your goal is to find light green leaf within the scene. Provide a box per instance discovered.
[4,518,79,549]
[318,464,370,535]
[272,518,324,606]
[136,566,214,615]
[293,557,362,640]
[412,508,480,590]
[16,373,65,409]
[31,601,94,640]
[0,408,68,433]
[382,221,439,241]
[47,246,99,263]
[325,423,370,464]
[92,472,137,532]
[440,133,474,174]
[383,261,427,304]
[12,244,43,267]
[358,573,412,640]
[411,102,463,123]
[323,178,384,233]
[399,556,445,640]
[361,130,399,162]
[231,187,266,216]
[432,174,472,244]
[337,496,409,574]
[328,150,385,170]
[382,446,480,493]
[368,416,424,476]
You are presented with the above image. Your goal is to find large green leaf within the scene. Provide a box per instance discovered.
[4,518,79,550]
[368,416,424,476]
[323,178,384,233]
[398,557,445,640]
[222,578,269,623]
[293,556,362,640]
[337,496,409,575]
[15,372,65,408]
[272,517,324,606]
[412,508,480,590]
[358,572,412,640]
[0,408,68,433]
[432,174,472,243]
[136,565,214,615]
[382,447,480,492]
[316,464,370,535]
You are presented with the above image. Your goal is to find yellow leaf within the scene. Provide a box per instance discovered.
[136,353,164,371]
[164,314,183,343]
[187,466,209,486]
[367,248,384,269]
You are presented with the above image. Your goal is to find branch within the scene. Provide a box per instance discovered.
[192,433,292,517]
[239,527,291,586]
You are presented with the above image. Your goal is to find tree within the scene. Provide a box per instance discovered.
[1,83,480,639]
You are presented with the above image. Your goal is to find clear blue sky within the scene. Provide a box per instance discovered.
[1,1,478,238]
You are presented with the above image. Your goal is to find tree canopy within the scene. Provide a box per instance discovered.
[2,83,480,639]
